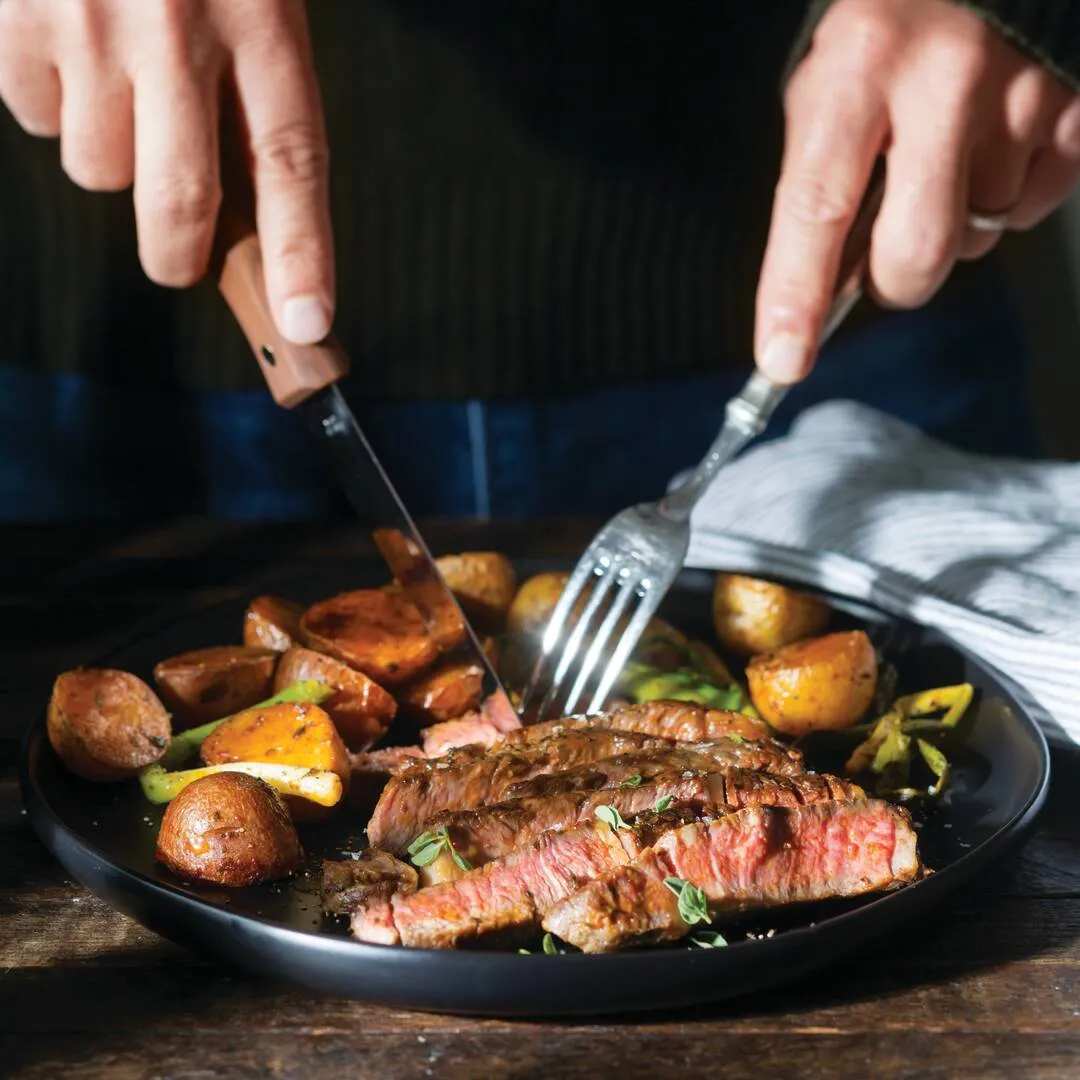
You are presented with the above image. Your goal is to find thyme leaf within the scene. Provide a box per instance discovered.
[594,805,632,833]
[618,774,644,789]
[652,795,674,813]
[664,876,711,926]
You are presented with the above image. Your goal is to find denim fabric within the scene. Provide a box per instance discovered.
[0,261,1036,522]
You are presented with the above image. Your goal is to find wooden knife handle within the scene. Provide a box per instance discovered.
[217,227,349,408]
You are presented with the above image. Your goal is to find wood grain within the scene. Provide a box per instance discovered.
[0,520,1077,1080]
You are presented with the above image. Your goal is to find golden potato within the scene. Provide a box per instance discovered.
[200,700,350,820]
[47,669,171,782]
[507,572,572,640]
[398,657,486,724]
[273,645,397,752]
[155,772,303,887]
[746,630,878,735]
[153,646,278,730]
[300,589,439,686]
[712,573,831,656]
[243,595,304,652]
[434,552,518,634]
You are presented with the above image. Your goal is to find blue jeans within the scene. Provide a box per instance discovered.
[0,260,1037,521]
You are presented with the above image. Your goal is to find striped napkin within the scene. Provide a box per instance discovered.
[685,400,1080,746]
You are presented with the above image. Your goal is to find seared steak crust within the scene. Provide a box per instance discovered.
[543,799,921,952]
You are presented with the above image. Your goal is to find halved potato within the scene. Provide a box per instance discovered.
[156,772,303,887]
[399,657,485,724]
[300,589,439,686]
[712,573,831,656]
[243,595,304,652]
[746,630,877,735]
[47,668,171,782]
[200,700,350,821]
[506,572,572,640]
[434,552,517,634]
[273,645,397,751]
[153,646,278,730]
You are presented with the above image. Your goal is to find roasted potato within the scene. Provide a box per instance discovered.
[300,589,439,685]
[273,645,397,751]
[153,646,278,730]
[155,772,303,887]
[243,595,304,652]
[507,572,572,640]
[399,657,485,724]
[712,573,831,656]
[434,552,518,634]
[47,668,171,782]
[746,630,878,735]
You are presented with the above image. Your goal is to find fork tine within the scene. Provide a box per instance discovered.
[561,566,639,715]
[585,582,664,714]
[530,557,620,721]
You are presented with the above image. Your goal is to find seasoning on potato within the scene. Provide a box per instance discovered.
[153,645,279,730]
[746,629,878,735]
[47,668,172,782]
[155,772,304,887]
[712,573,831,656]
[434,552,518,634]
[273,646,397,752]
[243,595,305,652]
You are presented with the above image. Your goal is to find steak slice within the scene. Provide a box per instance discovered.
[321,850,418,918]
[366,729,672,851]
[505,738,805,802]
[543,799,920,952]
[415,770,864,883]
[351,808,702,948]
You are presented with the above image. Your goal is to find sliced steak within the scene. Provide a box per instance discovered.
[415,770,864,883]
[366,729,672,851]
[351,808,702,948]
[543,799,920,952]
[505,738,804,802]
[321,850,418,925]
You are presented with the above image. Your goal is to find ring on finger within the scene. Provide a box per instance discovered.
[966,207,1014,233]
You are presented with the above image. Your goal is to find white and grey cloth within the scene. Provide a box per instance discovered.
[685,401,1080,747]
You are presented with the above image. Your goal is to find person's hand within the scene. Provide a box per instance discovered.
[0,0,333,345]
[755,0,1080,384]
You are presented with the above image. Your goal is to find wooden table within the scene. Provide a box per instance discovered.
[2,519,1079,1080]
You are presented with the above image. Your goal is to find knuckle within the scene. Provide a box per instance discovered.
[1056,100,1080,160]
[878,229,954,303]
[253,120,329,187]
[777,174,859,230]
[147,172,221,227]
[820,4,897,76]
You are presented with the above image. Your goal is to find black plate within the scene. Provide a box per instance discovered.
[19,561,1050,1017]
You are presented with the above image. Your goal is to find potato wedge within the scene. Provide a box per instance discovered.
[434,552,517,634]
[200,700,351,821]
[399,657,485,724]
[300,589,439,686]
[746,630,878,735]
[712,573,830,656]
[156,772,303,887]
[47,668,171,782]
[153,646,278,730]
[373,528,467,652]
[273,645,397,751]
[243,595,304,652]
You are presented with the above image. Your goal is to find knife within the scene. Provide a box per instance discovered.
[215,229,518,732]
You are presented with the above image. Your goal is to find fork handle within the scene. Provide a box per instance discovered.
[659,167,886,522]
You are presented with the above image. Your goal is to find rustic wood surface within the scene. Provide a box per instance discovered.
[2,519,1079,1080]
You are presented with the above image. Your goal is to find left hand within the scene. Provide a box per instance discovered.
[755,0,1080,384]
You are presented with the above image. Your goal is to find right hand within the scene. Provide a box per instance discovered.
[0,0,334,346]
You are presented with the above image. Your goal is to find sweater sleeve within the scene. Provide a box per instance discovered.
[787,1,1080,94]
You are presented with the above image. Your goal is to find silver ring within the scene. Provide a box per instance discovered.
[966,210,1011,233]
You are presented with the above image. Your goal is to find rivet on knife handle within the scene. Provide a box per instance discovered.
[217,232,348,409]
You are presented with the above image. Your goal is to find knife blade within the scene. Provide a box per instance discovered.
[216,231,518,732]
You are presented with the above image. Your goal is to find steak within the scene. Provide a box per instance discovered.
[415,770,864,883]
[542,799,921,952]
[365,729,672,851]
[504,739,805,802]
[321,850,418,917]
[351,808,702,948]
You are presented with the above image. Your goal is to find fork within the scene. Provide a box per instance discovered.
[519,176,886,723]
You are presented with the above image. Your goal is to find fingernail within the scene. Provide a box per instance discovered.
[281,295,332,345]
[759,332,811,384]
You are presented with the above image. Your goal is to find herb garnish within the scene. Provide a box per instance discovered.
[542,932,562,955]
[727,733,745,745]
[407,825,473,871]
[618,774,644,789]
[664,876,710,926]
[594,805,632,833]
[691,931,728,949]
[652,795,673,813]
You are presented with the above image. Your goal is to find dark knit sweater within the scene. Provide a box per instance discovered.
[0,0,1077,401]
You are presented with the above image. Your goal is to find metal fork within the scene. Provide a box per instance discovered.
[519,176,886,722]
